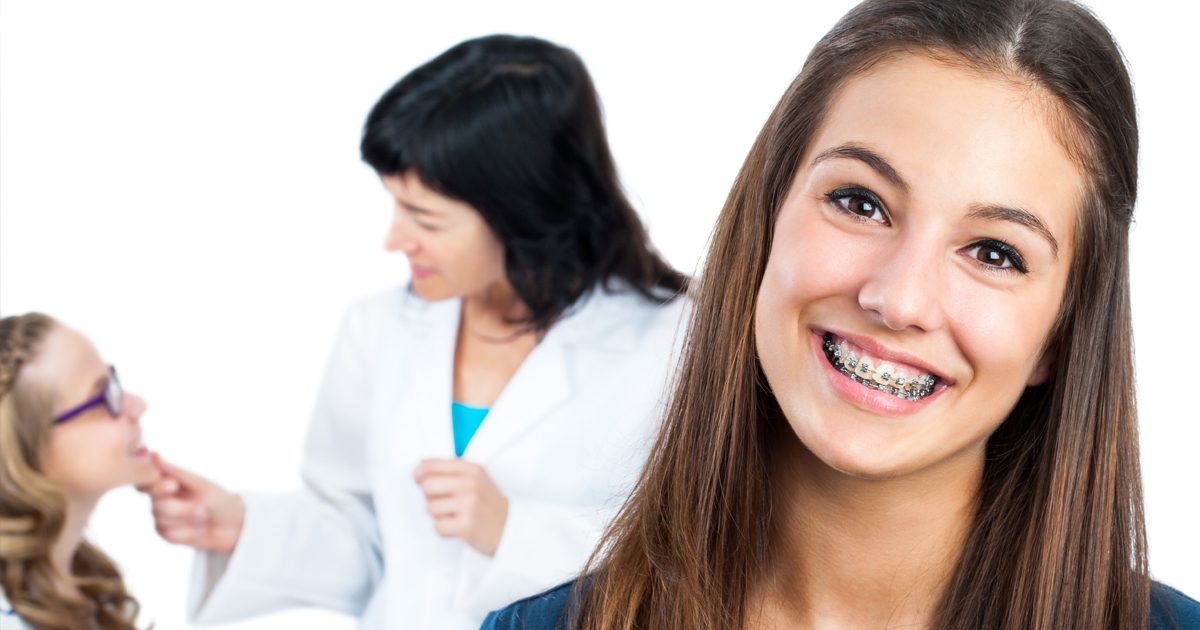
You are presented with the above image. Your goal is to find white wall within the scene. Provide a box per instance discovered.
[1,1,1195,628]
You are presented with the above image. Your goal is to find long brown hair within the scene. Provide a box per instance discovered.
[577,0,1145,628]
[0,313,144,630]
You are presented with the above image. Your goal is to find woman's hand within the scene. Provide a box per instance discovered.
[137,453,246,554]
[414,458,509,557]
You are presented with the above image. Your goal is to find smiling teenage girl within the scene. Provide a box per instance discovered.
[483,0,1199,628]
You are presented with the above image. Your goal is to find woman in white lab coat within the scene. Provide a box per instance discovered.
[140,34,689,629]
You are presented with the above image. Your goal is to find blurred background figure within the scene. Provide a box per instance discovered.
[140,34,689,629]
[1,313,158,629]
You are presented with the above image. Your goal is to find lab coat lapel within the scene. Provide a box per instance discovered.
[463,320,571,465]
[460,288,641,464]
[393,296,460,459]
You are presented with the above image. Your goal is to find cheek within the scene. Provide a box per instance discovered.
[758,212,876,321]
[479,237,506,279]
[461,233,506,287]
[756,217,865,388]
[946,273,1061,395]
[42,427,135,493]
[440,228,504,282]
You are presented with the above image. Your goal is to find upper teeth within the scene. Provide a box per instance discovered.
[822,333,938,400]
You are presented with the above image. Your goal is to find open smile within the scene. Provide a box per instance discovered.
[822,332,938,400]
[810,329,952,416]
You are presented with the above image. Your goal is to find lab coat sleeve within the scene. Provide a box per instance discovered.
[455,499,607,617]
[188,304,384,623]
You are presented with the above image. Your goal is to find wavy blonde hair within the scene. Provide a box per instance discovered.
[0,313,143,630]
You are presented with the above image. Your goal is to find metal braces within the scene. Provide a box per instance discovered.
[822,336,937,401]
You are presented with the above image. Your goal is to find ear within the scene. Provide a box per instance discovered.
[1027,348,1055,386]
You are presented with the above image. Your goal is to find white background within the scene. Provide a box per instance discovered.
[1,1,1196,628]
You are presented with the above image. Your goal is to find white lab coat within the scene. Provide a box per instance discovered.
[187,284,687,628]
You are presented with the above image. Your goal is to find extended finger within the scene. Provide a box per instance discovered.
[154,455,214,491]
[138,476,181,498]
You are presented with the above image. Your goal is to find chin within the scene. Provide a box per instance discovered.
[803,438,902,480]
[129,459,160,487]
[802,414,990,483]
[410,281,452,302]
[789,411,931,481]
[813,446,918,480]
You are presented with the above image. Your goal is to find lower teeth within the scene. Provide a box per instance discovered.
[822,333,936,401]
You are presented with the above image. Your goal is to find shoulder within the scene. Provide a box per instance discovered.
[481,581,579,630]
[344,284,432,321]
[337,284,454,339]
[1151,581,1200,629]
[572,283,691,338]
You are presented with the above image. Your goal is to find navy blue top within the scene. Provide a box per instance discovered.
[482,580,1200,629]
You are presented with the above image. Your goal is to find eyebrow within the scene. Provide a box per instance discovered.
[966,204,1060,258]
[399,201,440,217]
[812,142,1060,258]
[812,143,909,193]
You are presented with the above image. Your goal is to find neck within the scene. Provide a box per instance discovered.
[758,443,980,629]
[462,282,535,338]
[50,492,99,595]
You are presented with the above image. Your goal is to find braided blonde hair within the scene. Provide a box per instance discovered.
[0,313,144,630]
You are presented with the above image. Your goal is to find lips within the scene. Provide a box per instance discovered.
[809,328,952,415]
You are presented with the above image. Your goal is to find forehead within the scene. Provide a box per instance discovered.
[804,53,1084,243]
[21,325,106,405]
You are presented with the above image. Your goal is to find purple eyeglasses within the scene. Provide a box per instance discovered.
[53,366,122,424]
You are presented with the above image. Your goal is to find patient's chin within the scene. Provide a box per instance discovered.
[130,458,160,487]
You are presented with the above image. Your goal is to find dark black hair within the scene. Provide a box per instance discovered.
[361,34,688,332]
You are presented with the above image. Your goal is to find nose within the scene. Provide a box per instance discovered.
[857,238,946,333]
[123,392,148,423]
[383,212,419,254]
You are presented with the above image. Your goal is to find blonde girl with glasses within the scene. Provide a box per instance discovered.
[0,313,156,630]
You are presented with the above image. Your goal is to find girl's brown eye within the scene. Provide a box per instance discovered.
[962,239,1029,274]
[974,245,1010,267]
[843,196,880,218]
[826,187,888,224]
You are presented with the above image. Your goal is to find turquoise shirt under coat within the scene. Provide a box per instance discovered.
[452,401,489,457]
